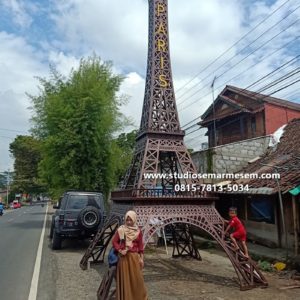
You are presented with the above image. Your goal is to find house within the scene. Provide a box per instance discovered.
[199,85,300,148]
[216,118,300,254]
[191,86,300,176]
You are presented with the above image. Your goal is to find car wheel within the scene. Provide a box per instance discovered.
[52,231,62,250]
[78,206,101,230]
[49,223,54,239]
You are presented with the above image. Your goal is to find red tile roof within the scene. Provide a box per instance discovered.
[234,118,300,194]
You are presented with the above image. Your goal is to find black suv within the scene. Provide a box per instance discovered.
[50,191,106,249]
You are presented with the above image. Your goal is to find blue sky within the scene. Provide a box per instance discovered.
[0,0,299,171]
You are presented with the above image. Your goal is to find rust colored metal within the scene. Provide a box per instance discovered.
[119,0,197,192]
[84,202,268,299]
[80,0,268,296]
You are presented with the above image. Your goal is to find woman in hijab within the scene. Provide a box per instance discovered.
[112,210,148,300]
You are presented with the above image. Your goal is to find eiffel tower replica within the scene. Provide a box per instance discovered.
[80,1,268,297]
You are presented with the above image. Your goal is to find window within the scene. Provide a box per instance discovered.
[247,198,274,224]
[66,194,101,209]
[66,195,88,209]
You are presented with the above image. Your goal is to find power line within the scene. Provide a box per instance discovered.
[0,128,28,134]
[181,66,300,132]
[183,123,198,132]
[182,36,300,128]
[178,10,300,130]
[181,47,300,129]
[256,68,300,94]
[184,84,300,148]
[282,87,300,98]
[245,54,300,91]
[180,26,299,113]
[178,18,300,111]
[185,131,206,142]
[227,65,300,101]
[177,5,300,105]
[182,117,202,130]
[185,128,201,136]
[174,0,292,96]
[185,134,206,142]
[262,78,300,97]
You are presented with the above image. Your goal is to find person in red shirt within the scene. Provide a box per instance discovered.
[112,210,148,300]
[224,207,249,258]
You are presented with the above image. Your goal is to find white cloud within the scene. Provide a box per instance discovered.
[0,31,47,170]
[119,72,145,128]
[0,90,30,170]
[48,51,80,76]
[1,0,35,28]
[49,0,247,129]
[0,0,299,170]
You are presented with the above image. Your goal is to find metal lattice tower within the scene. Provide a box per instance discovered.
[120,0,198,192]
[80,1,268,296]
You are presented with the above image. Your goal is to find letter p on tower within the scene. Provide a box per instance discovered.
[157,3,165,16]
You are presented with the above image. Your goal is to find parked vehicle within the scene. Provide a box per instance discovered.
[12,200,21,209]
[50,191,106,250]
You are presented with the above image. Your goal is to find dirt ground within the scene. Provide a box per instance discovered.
[51,241,300,300]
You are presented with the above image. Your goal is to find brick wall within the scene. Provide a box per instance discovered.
[264,103,300,134]
[191,135,271,178]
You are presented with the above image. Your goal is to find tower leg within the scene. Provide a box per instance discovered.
[170,223,202,260]
[97,266,116,300]
[80,218,120,270]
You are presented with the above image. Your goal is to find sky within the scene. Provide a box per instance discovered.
[0,0,299,172]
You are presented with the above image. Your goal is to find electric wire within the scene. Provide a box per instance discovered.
[175,0,292,96]
[179,18,300,111]
[182,68,300,137]
[177,5,300,105]
[181,46,300,129]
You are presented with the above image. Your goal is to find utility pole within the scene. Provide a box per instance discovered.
[260,163,288,258]
[211,76,217,147]
[6,169,10,207]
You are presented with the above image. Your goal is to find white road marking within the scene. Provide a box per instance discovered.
[28,203,49,300]
[8,218,14,222]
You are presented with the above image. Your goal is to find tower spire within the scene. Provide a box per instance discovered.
[120,0,197,191]
[139,0,183,138]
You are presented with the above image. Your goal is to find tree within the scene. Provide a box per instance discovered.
[29,55,127,199]
[114,130,137,183]
[9,135,43,195]
[0,173,6,189]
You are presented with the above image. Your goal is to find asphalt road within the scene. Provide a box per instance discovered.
[0,204,47,300]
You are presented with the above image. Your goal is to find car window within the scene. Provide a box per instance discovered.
[66,195,100,209]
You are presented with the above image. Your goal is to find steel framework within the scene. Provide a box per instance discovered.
[80,0,268,297]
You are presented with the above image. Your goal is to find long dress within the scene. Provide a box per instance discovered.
[112,230,148,300]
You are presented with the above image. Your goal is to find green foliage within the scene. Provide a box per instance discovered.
[0,173,6,189]
[9,135,44,195]
[29,55,127,199]
[257,260,274,272]
[114,130,137,183]
[187,148,194,154]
